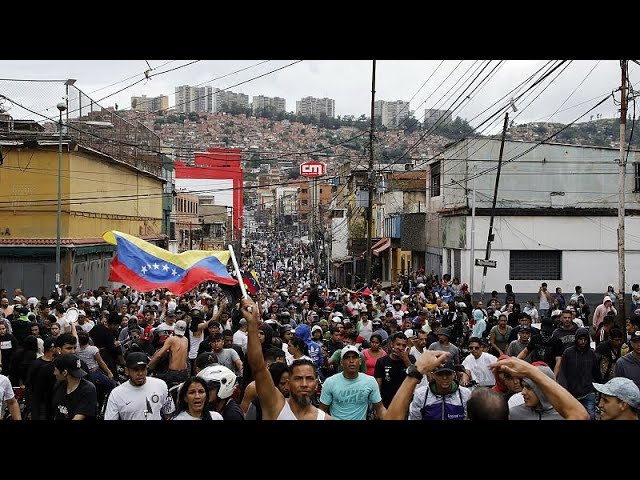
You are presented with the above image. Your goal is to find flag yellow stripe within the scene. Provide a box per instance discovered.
[103,230,230,269]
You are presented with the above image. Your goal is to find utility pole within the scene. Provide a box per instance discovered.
[480,112,509,301]
[365,60,376,287]
[469,173,476,298]
[312,177,320,275]
[618,60,628,328]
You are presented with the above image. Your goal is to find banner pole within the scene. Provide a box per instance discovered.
[228,244,249,300]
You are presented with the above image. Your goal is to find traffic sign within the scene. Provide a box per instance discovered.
[300,161,326,178]
[475,258,497,268]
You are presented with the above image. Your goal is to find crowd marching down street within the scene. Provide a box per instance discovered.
[1,232,640,421]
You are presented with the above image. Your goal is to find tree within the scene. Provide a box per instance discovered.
[403,115,420,134]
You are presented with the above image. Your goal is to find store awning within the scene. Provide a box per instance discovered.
[372,237,391,256]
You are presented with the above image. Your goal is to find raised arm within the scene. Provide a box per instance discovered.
[242,297,283,419]
[491,356,589,420]
[384,350,451,420]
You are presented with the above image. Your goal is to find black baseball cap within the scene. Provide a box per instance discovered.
[195,352,218,369]
[125,352,149,368]
[54,353,87,378]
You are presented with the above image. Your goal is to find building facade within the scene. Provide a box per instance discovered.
[428,138,640,298]
[0,137,165,296]
[252,95,286,114]
[295,97,336,119]
[131,95,169,112]
[174,148,244,242]
[424,109,453,128]
[213,89,250,112]
[374,100,411,129]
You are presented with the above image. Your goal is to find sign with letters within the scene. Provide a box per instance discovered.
[475,258,497,268]
[300,161,326,178]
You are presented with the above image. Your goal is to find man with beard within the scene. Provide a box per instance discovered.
[242,297,332,420]
[104,352,174,420]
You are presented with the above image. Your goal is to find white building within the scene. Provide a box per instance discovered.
[296,96,335,119]
[252,95,286,114]
[375,100,411,129]
[427,138,640,297]
[174,85,213,113]
[424,108,453,128]
[213,89,250,112]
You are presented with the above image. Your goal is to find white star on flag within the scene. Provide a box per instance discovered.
[153,263,160,270]
[147,264,152,271]
[141,265,147,274]
[171,269,177,276]
[162,264,169,272]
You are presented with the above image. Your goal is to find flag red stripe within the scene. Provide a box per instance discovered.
[109,256,237,295]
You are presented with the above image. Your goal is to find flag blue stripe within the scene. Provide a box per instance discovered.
[116,236,231,283]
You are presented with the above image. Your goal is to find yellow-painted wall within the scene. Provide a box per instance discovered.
[391,248,413,281]
[0,146,163,240]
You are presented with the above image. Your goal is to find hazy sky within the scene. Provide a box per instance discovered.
[0,60,635,133]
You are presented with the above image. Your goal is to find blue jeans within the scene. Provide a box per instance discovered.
[89,370,117,408]
[578,392,596,420]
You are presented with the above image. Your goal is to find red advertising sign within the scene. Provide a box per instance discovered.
[299,161,326,178]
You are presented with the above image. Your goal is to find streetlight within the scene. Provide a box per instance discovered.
[55,101,66,286]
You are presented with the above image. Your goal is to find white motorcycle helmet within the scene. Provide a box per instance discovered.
[197,365,237,399]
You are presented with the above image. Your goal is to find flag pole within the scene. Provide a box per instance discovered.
[228,244,249,299]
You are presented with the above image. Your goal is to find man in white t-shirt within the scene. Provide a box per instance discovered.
[233,319,248,354]
[0,373,21,420]
[104,352,175,420]
[462,337,497,387]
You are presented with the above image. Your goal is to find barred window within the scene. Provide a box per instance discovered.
[509,250,561,280]
[430,161,441,197]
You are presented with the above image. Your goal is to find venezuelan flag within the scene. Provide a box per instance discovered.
[104,231,238,295]
[242,269,261,295]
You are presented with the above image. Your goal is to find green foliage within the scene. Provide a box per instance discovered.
[434,116,474,139]
[403,115,420,134]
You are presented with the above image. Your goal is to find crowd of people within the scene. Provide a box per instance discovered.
[0,236,639,421]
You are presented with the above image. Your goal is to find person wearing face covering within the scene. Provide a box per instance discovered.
[557,327,602,420]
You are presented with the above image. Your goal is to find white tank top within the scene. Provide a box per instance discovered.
[276,399,326,420]
[188,331,204,360]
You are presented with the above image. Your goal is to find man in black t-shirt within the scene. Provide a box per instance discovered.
[52,353,97,420]
[517,317,564,376]
[25,336,57,420]
[374,332,415,408]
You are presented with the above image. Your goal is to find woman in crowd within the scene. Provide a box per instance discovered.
[173,376,222,420]
[362,333,386,377]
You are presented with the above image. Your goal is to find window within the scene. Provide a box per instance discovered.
[634,163,640,192]
[510,250,561,280]
[430,161,441,197]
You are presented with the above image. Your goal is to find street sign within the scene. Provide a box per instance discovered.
[475,258,497,268]
[300,161,326,178]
